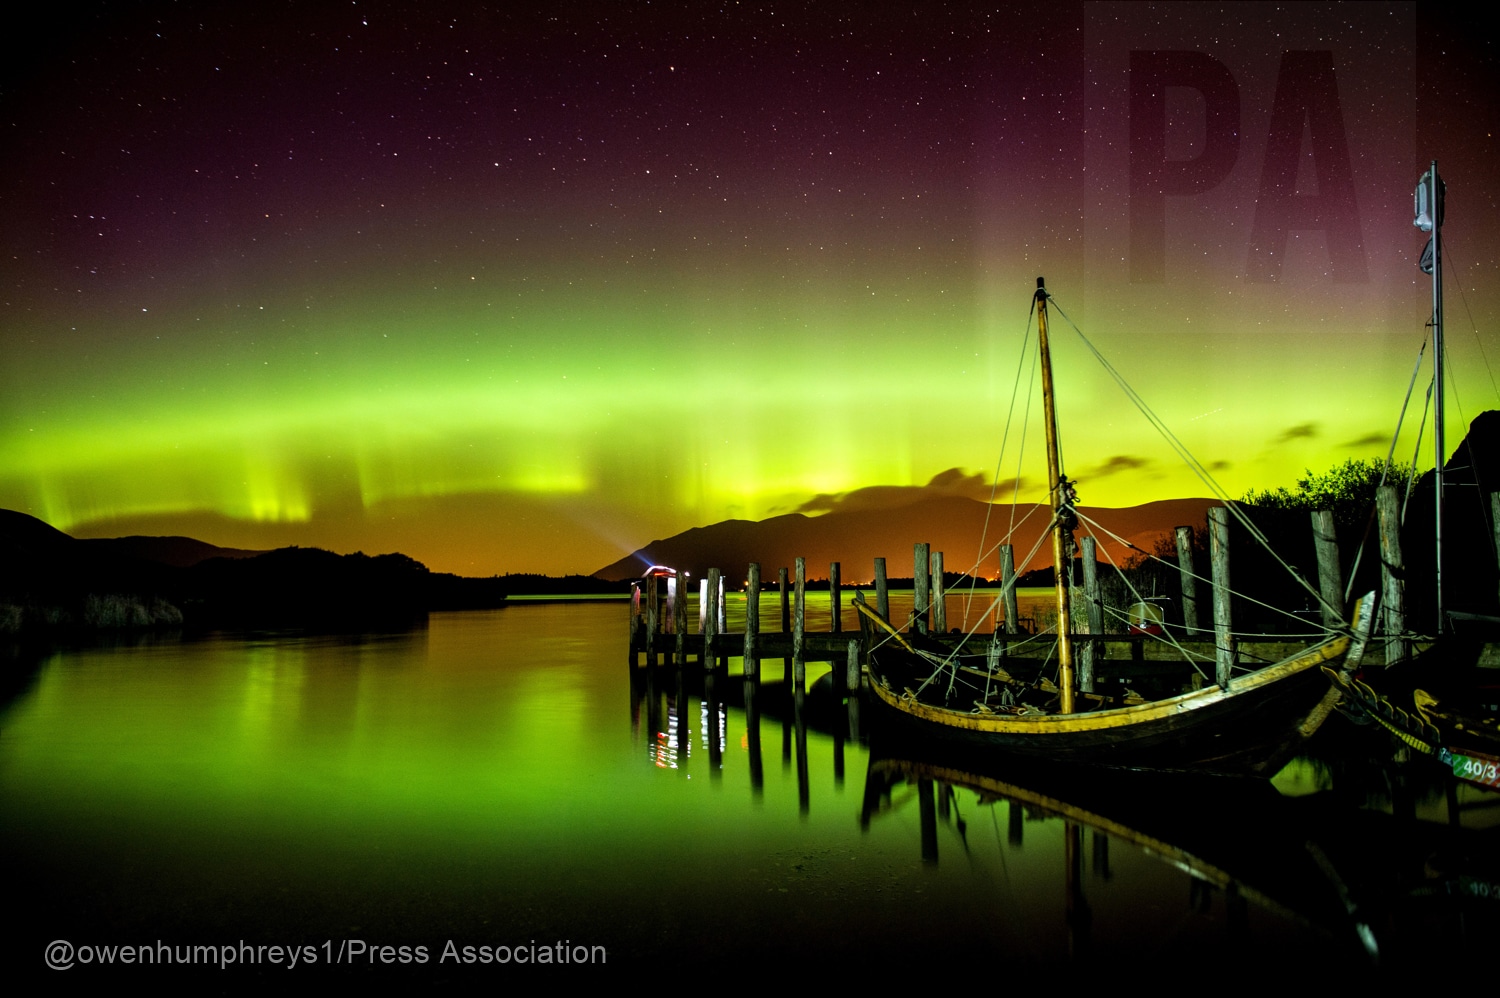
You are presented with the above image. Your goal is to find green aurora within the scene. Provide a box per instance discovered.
[2,3,1495,574]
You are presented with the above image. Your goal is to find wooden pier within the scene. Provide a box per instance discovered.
[628,495,1500,685]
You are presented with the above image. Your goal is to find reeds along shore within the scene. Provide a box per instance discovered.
[0,594,185,634]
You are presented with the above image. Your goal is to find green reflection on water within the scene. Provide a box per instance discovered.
[0,603,1346,970]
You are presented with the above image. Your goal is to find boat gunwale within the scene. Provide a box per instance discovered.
[869,631,1351,736]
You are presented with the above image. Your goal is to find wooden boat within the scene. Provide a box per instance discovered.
[857,277,1376,778]
[1325,668,1500,791]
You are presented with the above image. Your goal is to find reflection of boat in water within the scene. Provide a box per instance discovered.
[857,277,1375,778]
[861,739,1500,972]
[860,746,1367,968]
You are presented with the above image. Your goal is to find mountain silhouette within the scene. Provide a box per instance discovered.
[593,496,1222,583]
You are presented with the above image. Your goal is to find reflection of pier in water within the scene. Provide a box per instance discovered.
[628,657,1498,970]
[857,749,1500,970]
[629,662,862,814]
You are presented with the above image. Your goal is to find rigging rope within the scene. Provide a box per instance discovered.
[1444,240,1500,407]
[914,513,1061,699]
[1046,297,1334,620]
[1344,333,1427,603]
[967,298,1040,631]
[1072,506,1343,643]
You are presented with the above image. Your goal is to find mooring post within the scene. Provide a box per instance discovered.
[744,562,761,680]
[674,570,688,667]
[1080,536,1101,693]
[830,561,842,633]
[779,566,791,683]
[845,638,860,693]
[931,550,946,633]
[1376,485,1407,664]
[1001,544,1019,635]
[793,557,806,689]
[1493,492,1500,608]
[1175,526,1199,636]
[779,567,790,631]
[629,581,641,666]
[913,542,931,634]
[645,573,659,666]
[1311,509,1345,627]
[1209,507,1234,689]
[874,557,889,622]
[705,568,721,671]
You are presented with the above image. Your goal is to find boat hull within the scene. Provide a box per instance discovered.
[866,635,1351,777]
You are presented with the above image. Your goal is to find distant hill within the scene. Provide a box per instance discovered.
[593,496,1222,583]
[77,534,265,568]
[0,509,507,631]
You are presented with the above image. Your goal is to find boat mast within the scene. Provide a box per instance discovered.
[1035,277,1076,714]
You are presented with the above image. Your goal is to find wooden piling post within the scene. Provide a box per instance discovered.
[1001,544,1019,634]
[645,573,659,665]
[779,566,791,683]
[931,550,946,632]
[674,571,687,667]
[1080,536,1101,693]
[1376,485,1407,664]
[793,557,806,689]
[744,562,761,680]
[1492,492,1500,608]
[779,568,790,631]
[1311,509,1345,627]
[629,582,641,666]
[913,542,930,634]
[846,638,860,693]
[1209,507,1234,689]
[1175,526,1199,635]
[874,557,889,622]
[830,561,842,633]
[704,568,721,670]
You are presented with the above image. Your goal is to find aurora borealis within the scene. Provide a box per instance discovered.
[3,3,1496,575]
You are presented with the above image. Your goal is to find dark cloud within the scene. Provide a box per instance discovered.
[1343,432,1389,448]
[1208,460,1232,472]
[796,468,1016,514]
[1275,422,1320,443]
[1083,455,1150,478]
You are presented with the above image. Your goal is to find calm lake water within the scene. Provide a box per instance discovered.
[2,600,1495,983]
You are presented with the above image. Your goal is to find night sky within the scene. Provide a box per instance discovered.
[3,2,1496,575]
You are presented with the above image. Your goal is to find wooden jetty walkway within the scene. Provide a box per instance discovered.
[628,490,1500,688]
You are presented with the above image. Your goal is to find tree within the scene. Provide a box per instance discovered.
[1240,458,1411,535]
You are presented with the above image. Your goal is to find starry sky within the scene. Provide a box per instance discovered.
[3,2,1496,575]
